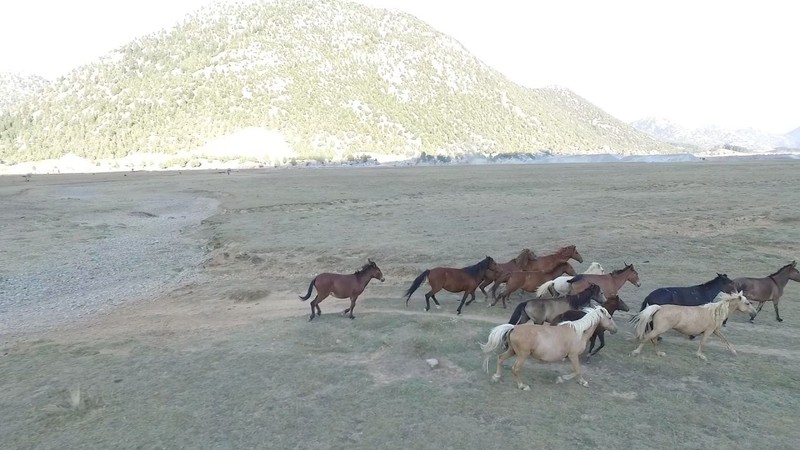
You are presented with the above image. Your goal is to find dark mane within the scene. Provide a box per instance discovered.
[701,275,727,286]
[354,262,375,276]
[610,265,632,276]
[568,274,585,283]
[462,257,492,277]
[569,285,599,309]
[771,263,796,277]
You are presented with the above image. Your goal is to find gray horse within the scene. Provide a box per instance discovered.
[734,261,799,322]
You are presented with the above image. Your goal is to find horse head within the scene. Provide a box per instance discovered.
[564,245,584,263]
[605,295,630,313]
[717,273,736,294]
[625,263,642,287]
[367,259,385,282]
[730,291,757,320]
[597,306,618,334]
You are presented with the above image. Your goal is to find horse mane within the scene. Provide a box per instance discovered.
[569,285,598,309]
[354,262,374,276]
[514,249,534,266]
[699,293,736,327]
[462,257,492,277]
[564,306,607,336]
[770,262,796,277]
[610,264,632,276]
[701,275,727,287]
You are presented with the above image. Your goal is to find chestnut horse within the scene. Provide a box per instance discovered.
[735,261,799,322]
[490,262,577,308]
[482,306,617,389]
[299,259,385,321]
[405,256,499,315]
[551,294,630,357]
[478,249,536,298]
[566,263,641,297]
[490,245,583,298]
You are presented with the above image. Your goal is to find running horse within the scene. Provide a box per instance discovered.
[551,294,630,357]
[478,249,536,298]
[491,262,577,308]
[735,261,799,322]
[299,259,385,321]
[565,263,641,297]
[405,256,499,315]
[490,245,584,298]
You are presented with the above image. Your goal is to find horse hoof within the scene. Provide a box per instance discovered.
[579,380,589,388]
[435,305,441,310]
[350,316,355,320]
[629,352,639,357]
[731,349,738,356]
[657,351,666,357]
[697,354,707,361]
[555,376,564,384]
[491,374,501,383]
[777,318,784,322]
[518,384,530,391]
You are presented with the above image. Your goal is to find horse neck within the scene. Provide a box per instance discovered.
[570,311,601,340]
[610,270,631,289]
[770,267,793,289]
[602,300,619,315]
[354,270,374,287]
[710,301,732,327]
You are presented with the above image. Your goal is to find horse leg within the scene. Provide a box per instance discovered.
[315,302,322,316]
[308,296,320,321]
[589,331,605,357]
[713,329,737,355]
[510,353,530,391]
[342,296,357,319]
[423,292,433,312]
[456,292,470,315]
[750,301,765,322]
[492,347,515,383]
[557,353,587,387]
[430,294,441,309]
[478,280,491,299]
[465,290,478,306]
[695,329,714,361]
[773,302,783,322]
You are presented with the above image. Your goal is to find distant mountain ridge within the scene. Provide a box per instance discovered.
[631,116,799,151]
[0,0,673,165]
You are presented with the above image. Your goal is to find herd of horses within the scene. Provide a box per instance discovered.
[298,247,799,390]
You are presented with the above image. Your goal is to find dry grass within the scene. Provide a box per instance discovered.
[1,161,799,449]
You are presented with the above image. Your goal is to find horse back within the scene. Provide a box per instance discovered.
[734,276,778,301]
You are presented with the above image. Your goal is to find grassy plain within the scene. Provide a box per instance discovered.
[1,161,799,449]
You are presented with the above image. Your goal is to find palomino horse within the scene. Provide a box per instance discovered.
[490,262,577,308]
[735,261,799,322]
[536,262,604,298]
[481,306,617,389]
[299,259,385,321]
[630,291,756,360]
[405,256,499,315]
[478,249,536,298]
[506,284,606,325]
[551,294,630,357]
[565,263,641,297]
[490,245,584,298]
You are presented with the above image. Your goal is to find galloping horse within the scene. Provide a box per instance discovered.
[405,256,499,315]
[551,294,630,357]
[565,263,641,297]
[478,249,536,298]
[506,284,606,325]
[299,259,385,321]
[630,292,756,361]
[491,262,576,308]
[536,262,604,298]
[490,245,583,298]
[735,261,799,322]
[481,306,617,389]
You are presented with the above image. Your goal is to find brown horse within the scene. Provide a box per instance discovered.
[482,306,618,389]
[478,249,536,298]
[299,259,385,321]
[490,245,584,298]
[734,261,799,322]
[405,256,499,315]
[490,262,577,308]
[566,263,641,297]
[551,295,630,357]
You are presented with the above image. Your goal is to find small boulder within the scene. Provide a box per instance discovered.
[425,358,439,369]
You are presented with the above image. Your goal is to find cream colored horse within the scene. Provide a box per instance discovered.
[481,306,617,389]
[629,291,756,360]
[535,262,604,298]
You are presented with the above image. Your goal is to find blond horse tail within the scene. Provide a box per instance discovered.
[536,280,556,298]
[631,305,661,339]
[481,324,515,372]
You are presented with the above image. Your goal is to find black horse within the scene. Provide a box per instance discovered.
[639,273,737,339]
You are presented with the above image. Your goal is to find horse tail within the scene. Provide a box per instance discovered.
[631,304,661,339]
[536,280,555,298]
[639,297,650,311]
[299,277,317,301]
[481,323,515,373]
[404,269,430,305]
[508,301,528,325]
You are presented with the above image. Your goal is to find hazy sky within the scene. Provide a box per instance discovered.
[1,0,796,133]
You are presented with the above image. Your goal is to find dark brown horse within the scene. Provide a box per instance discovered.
[735,261,799,322]
[299,259,385,321]
[490,245,583,298]
[491,262,577,308]
[405,256,499,315]
[478,249,536,298]
[551,295,630,357]
[566,263,641,297]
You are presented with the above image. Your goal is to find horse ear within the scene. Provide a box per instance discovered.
[368,258,373,263]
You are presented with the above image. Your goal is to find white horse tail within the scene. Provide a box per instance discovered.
[481,324,515,372]
[536,280,556,298]
[631,304,661,339]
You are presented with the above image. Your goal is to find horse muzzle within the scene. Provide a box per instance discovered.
[380,277,386,282]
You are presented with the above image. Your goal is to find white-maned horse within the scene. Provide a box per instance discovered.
[629,291,756,361]
[481,305,617,389]
[535,262,604,298]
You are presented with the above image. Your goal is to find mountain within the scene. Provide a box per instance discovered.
[631,116,796,151]
[0,72,49,115]
[0,0,673,165]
